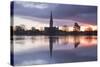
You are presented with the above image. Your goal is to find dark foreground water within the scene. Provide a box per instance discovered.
[11,35,97,66]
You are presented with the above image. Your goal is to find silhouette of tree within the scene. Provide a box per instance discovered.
[15,25,25,31]
[15,26,22,31]
[85,27,93,32]
[94,29,97,32]
[62,25,68,32]
[73,22,80,32]
[14,25,26,35]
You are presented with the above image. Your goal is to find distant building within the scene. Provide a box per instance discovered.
[45,27,58,33]
[44,11,59,34]
[31,27,36,31]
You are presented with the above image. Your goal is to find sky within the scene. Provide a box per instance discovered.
[11,1,97,31]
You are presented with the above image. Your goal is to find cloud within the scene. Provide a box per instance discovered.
[16,1,49,9]
[14,15,89,28]
[12,1,97,25]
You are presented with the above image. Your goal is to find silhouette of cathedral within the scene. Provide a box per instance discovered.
[45,11,59,35]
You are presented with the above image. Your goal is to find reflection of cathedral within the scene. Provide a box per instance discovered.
[45,12,59,35]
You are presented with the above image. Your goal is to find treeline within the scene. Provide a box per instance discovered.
[10,28,97,36]
[11,23,97,36]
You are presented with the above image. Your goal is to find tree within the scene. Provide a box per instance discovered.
[85,27,93,32]
[14,25,26,35]
[15,25,25,31]
[73,22,80,32]
[62,25,68,32]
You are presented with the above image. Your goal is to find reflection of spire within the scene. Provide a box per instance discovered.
[49,36,59,58]
[50,11,53,27]
[49,11,53,58]
[49,36,53,58]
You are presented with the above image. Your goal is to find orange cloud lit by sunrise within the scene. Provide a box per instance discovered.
[59,25,97,32]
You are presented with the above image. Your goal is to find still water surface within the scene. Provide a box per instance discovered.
[13,35,97,66]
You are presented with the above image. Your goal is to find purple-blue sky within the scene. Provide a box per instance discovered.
[11,1,97,30]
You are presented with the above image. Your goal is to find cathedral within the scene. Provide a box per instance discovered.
[44,11,59,35]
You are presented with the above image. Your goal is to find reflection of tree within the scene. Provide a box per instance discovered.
[31,36,36,43]
[60,36,68,45]
[14,36,25,40]
[15,36,25,45]
[84,36,93,43]
[15,40,25,45]
[73,36,80,48]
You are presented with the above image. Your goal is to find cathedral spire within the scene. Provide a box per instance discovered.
[50,11,53,27]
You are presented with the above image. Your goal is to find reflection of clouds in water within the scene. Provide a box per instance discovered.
[14,36,25,40]
[84,36,93,42]
[20,59,48,65]
[58,36,97,46]
[80,36,97,46]
[14,36,97,53]
[14,36,25,45]
[13,35,97,66]
[14,36,49,52]
[58,36,69,45]
[84,36,96,43]
[14,45,97,66]
[31,36,37,43]
[15,40,25,45]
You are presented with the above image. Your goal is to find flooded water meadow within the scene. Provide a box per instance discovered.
[11,35,97,66]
